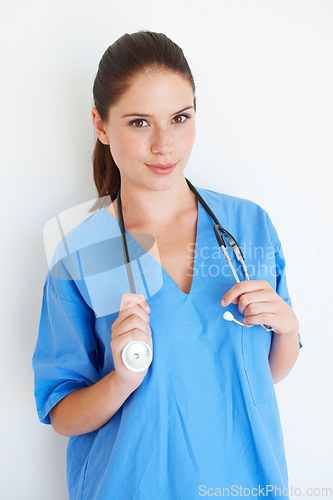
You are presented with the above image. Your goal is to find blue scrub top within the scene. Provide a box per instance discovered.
[32,186,302,500]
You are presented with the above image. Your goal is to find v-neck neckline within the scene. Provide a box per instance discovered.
[101,197,201,298]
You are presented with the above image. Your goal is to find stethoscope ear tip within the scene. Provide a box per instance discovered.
[223,310,253,328]
[223,311,234,322]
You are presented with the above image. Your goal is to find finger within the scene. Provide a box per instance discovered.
[237,289,276,315]
[111,328,152,353]
[120,293,150,313]
[118,303,150,324]
[120,292,150,313]
[243,312,276,329]
[221,280,270,307]
[242,300,277,319]
[112,315,149,336]
[112,304,150,334]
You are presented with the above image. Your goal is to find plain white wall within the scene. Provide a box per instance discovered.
[1,1,332,498]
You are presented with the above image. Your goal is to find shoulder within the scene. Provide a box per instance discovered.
[193,184,280,250]
[47,207,118,271]
[44,206,120,304]
[194,184,267,220]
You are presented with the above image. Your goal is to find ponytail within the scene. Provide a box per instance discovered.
[89,140,120,212]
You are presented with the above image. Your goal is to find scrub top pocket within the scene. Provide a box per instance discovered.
[241,325,275,406]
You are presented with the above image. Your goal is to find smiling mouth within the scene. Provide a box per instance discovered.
[145,162,178,168]
[145,162,178,175]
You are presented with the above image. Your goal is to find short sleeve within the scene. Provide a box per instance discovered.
[32,260,100,425]
[264,210,303,349]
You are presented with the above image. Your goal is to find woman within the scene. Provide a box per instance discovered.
[33,30,302,499]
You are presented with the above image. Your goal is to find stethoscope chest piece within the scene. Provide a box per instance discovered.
[121,341,153,372]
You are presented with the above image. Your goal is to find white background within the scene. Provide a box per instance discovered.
[1,1,332,498]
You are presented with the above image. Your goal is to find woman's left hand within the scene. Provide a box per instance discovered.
[221,280,299,336]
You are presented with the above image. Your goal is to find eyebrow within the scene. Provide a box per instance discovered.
[121,106,194,119]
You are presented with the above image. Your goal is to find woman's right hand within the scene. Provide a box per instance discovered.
[111,293,152,392]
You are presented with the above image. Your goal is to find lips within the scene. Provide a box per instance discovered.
[145,162,178,175]
[145,162,177,168]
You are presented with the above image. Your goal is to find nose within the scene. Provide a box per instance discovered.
[150,127,174,155]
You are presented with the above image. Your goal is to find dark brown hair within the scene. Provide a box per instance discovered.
[91,30,196,206]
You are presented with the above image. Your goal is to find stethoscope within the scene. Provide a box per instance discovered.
[117,178,273,372]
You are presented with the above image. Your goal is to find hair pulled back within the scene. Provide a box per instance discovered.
[92,30,196,203]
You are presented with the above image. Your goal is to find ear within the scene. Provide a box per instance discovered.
[92,107,110,145]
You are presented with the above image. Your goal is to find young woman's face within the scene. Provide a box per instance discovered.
[95,68,196,191]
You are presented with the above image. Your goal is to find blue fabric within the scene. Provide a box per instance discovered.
[32,186,301,499]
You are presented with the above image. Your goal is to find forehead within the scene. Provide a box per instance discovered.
[114,68,193,111]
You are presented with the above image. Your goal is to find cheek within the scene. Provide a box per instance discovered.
[111,131,146,159]
[181,124,196,151]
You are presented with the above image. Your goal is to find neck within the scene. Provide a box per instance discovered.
[112,175,197,229]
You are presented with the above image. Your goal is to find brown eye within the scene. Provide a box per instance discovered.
[129,119,148,128]
[173,114,190,124]
[134,120,144,127]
